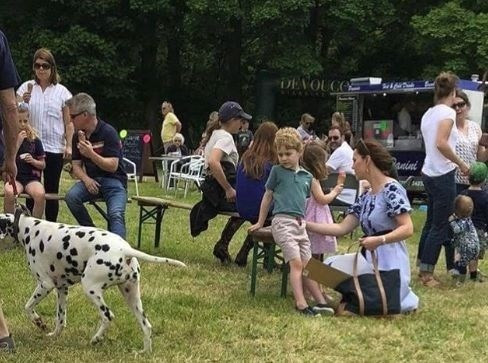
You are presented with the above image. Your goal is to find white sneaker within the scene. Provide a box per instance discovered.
[448,269,460,277]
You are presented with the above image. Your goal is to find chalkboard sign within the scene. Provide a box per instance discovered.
[121,130,158,182]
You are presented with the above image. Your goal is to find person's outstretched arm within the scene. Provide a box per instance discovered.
[306,213,358,236]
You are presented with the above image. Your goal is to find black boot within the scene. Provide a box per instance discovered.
[213,216,245,265]
[235,235,254,267]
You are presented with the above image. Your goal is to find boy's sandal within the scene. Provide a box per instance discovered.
[0,334,15,353]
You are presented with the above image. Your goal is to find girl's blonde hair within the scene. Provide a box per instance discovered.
[275,127,303,152]
[17,104,39,141]
[302,142,327,180]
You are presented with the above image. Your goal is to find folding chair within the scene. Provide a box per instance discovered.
[122,157,139,196]
[320,172,359,222]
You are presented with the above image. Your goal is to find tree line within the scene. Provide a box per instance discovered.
[1,0,487,148]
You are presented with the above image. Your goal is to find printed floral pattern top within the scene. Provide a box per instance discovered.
[345,179,419,312]
[449,217,480,266]
[348,180,411,236]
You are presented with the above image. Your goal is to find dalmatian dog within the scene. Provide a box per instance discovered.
[0,208,186,353]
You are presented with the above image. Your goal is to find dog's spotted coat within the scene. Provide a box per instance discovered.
[0,212,186,353]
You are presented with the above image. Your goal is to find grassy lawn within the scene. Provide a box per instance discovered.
[0,171,487,362]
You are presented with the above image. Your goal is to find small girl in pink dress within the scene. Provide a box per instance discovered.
[302,143,344,260]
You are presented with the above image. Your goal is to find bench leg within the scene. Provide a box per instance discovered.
[154,206,166,248]
[137,204,167,249]
[280,263,289,298]
[137,205,143,248]
[250,240,259,296]
[264,243,276,273]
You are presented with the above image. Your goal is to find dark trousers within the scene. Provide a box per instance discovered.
[418,170,456,272]
[43,152,64,221]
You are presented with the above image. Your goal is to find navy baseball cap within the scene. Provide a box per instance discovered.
[218,101,252,122]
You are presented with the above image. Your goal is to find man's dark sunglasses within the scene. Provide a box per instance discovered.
[70,111,85,119]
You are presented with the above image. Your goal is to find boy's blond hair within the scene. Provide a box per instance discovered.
[275,127,303,152]
[454,195,473,219]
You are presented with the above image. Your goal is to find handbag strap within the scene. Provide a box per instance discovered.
[371,250,388,316]
[352,249,365,316]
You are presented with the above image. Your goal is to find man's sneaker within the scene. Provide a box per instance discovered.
[312,303,335,316]
[296,306,321,317]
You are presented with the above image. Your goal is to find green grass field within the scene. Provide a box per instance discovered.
[0,172,486,362]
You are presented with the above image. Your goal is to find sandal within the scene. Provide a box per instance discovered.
[421,275,440,287]
[0,334,15,353]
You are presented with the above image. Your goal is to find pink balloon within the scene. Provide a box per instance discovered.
[143,134,151,144]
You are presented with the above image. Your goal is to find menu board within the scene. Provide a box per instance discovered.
[121,130,157,182]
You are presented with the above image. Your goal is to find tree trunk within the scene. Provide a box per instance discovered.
[226,14,242,101]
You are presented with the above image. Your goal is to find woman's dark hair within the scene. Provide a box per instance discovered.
[355,139,394,177]
[241,121,278,179]
[33,48,60,85]
[455,89,471,108]
[434,71,459,102]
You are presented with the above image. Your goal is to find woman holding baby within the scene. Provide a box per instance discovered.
[17,48,73,222]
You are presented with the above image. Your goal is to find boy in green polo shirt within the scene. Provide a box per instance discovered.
[250,127,333,317]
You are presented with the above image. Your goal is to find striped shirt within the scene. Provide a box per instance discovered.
[17,81,72,153]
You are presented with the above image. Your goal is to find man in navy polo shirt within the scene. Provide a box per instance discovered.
[0,28,21,353]
[65,93,127,238]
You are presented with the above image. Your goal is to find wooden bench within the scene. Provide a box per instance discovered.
[132,196,239,249]
[248,226,288,298]
[0,192,124,224]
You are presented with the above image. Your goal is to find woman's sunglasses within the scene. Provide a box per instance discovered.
[34,62,51,70]
[452,102,466,109]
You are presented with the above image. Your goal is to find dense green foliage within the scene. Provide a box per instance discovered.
[1,0,487,147]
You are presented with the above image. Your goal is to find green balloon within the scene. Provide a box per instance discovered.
[120,129,127,139]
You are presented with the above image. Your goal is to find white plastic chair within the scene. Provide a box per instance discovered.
[122,157,139,196]
[167,155,205,197]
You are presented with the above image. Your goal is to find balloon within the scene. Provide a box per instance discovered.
[119,129,127,139]
[143,134,151,144]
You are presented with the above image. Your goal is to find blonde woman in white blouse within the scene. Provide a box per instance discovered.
[17,48,73,221]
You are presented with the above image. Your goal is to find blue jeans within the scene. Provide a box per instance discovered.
[417,170,456,272]
[65,177,127,238]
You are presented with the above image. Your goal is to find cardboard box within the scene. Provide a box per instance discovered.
[303,258,351,289]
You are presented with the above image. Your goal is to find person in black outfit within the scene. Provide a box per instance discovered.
[0,28,22,353]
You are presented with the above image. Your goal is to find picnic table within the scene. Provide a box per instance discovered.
[149,155,183,189]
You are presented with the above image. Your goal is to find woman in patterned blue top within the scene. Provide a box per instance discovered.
[307,139,419,314]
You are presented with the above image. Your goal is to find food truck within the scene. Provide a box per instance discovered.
[333,77,487,199]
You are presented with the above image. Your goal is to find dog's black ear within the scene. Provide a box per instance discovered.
[15,203,31,217]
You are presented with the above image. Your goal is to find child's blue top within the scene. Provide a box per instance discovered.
[265,164,312,217]
[236,161,273,221]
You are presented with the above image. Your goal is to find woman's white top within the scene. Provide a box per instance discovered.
[204,129,238,170]
[421,104,457,177]
[17,81,72,153]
